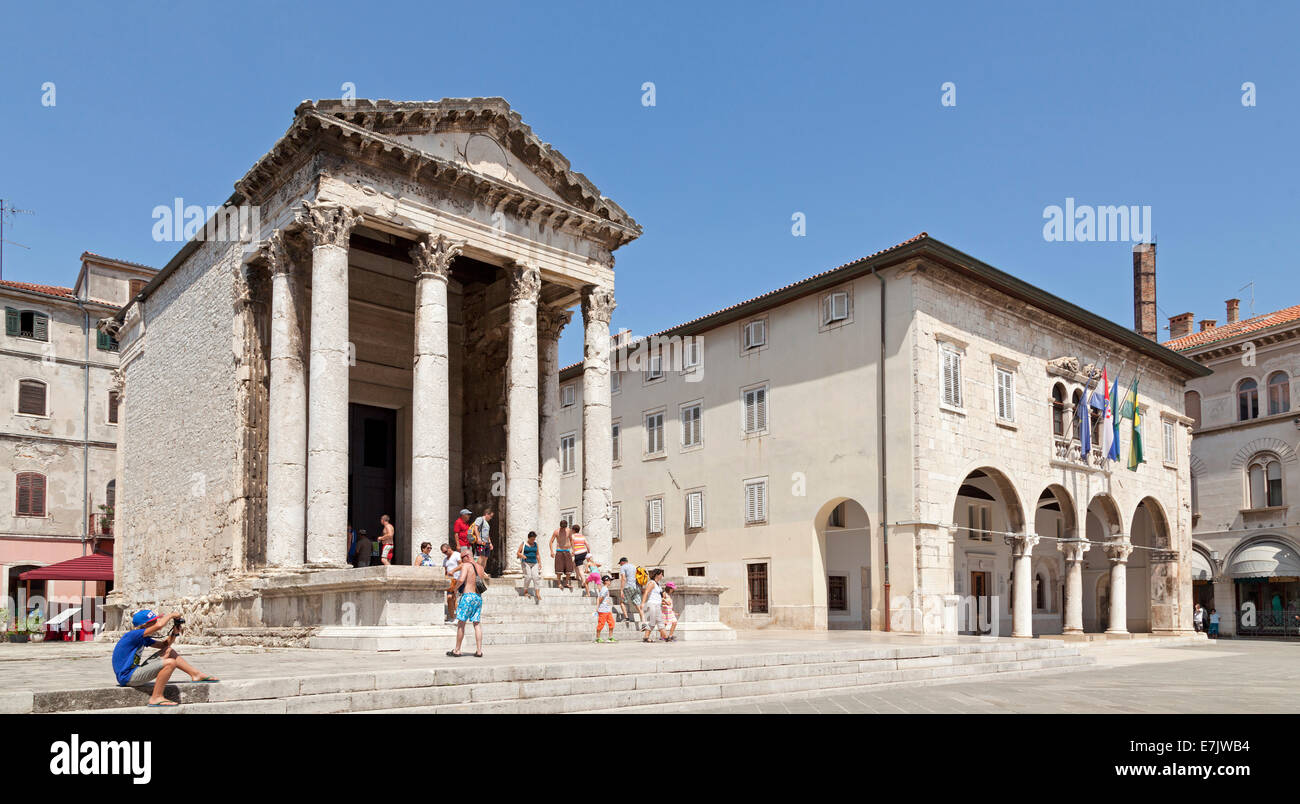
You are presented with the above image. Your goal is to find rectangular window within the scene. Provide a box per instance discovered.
[15,472,47,517]
[560,433,576,474]
[108,390,120,424]
[745,479,767,524]
[611,372,621,394]
[1163,420,1176,463]
[828,575,848,611]
[9,309,50,342]
[562,384,576,407]
[684,338,702,369]
[611,503,621,541]
[645,412,665,454]
[995,367,1015,422]
[747,563,769,614]
[743,319,766,350]
[611,422,621,463]
[646,497,664,535]
[96,328,119,352]
[18,380,46,416]
[681,403,702,447]
[941,347,963,408]
[560,508,577,529]
[823,292,849,325]
[743,386,768,434]
[686,490,705,530]
[966,503,991,541]
[687,566,706,577]
[646,353,663,381]
[129,279,146,298]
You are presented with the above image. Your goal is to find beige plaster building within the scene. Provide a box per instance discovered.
[1166,301,1300,637]
[107,99,639,633]
[1,254,154,611]
[557,238,1207,636]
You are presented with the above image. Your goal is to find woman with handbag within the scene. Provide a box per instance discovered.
[448,546,487,657]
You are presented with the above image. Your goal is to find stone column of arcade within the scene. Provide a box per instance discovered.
[1008,533,1040,638]
[1105,537,1134,635]
[299,201,362,568]
[537,303,573,581]
[409,233,461,564]
[503,262,542,576]
[1057,537,1089,634]
[264,231,308,568]
[581,284,616,566]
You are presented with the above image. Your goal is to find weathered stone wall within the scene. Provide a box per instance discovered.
[117,236,246,607]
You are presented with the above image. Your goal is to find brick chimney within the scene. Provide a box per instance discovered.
[1226,298,1240,325]
[1199,319,1217,332]
[1133,243,1157,340]
[1169,312,1195,340]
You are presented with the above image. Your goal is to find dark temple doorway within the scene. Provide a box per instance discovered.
[349,403,397,564]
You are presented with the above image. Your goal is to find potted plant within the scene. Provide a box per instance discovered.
[98,504,114,536]
[26,610,45,643]
[0,608,8,644]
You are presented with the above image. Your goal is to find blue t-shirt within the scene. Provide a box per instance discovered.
[112,628,157,686]
[522,542,539,564]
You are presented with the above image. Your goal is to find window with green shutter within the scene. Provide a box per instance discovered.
[5,307,18,336]
[97,329,119,352]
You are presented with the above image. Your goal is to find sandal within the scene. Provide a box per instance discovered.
[192,675,220,683]
[147,700,179,708]
[446,650,463,657]
[473,652,483,658]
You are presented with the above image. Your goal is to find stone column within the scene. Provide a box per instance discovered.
[264,231,308,568]
[1105,537,1134,634]
[110,365,126,541]
[409,234,461,565]
[299,201,362,568]
[581,284,616,565]
[1057,537,1089,634]
[504,262,542,576]
[1007,533,1040,638]
[537,303,572,580]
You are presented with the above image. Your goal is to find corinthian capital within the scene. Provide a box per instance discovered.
[411,233,464,280]
[1106,537,1134,564]
[538,304,573,342]
[509,262,541,305]
[581,284,616,324]
[1004,532,1041,558]
[297,201,362,249]
[1057,538,1090,563]
[261,230,292,276]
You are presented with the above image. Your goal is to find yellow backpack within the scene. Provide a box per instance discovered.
[635,566,649,586]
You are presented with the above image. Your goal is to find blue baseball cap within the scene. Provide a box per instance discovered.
[132,610,158,628]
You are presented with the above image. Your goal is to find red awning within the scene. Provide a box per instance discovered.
[19,553,113,582]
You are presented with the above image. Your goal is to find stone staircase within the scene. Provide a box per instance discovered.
[50,639,1093,714]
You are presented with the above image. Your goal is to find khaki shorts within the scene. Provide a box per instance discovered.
[522,562,541,589]
[641,606,662,631]
[126,653,164,686]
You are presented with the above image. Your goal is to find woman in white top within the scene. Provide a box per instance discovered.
[638,568,669,643]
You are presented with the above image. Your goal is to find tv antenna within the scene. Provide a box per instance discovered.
[1237,281,1255,319]
[1,200,35,282]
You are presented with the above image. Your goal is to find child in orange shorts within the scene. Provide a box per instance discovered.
[595,574,617,642]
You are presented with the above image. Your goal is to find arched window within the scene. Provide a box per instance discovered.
[1034,572,1048,611]
[1239,379,1259,421]
[1052,384,1067,437]
[1185,390,1202,430]
[15,472,47,517]
[1268,372,1290,415]
[17,379,46,416]
[1248,456,1283,509]
[1071,389,1083,441]
[106,480,116,509]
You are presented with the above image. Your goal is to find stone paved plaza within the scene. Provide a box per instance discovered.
[697,639,1300,714]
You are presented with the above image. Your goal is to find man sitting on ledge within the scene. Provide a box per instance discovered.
[111,610,219,707]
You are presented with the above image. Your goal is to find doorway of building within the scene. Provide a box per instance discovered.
[971,571,992,634]
[349,404,397,563]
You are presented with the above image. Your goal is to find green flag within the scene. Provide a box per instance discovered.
[1128,392,1145,471]
[1118,376,1139,420]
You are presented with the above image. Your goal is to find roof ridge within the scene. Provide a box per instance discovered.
[1164,302,1300,351]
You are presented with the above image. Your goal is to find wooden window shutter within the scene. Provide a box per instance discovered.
[33,314,49,342]
[5,308,18,336]
[648,498,663,534]
[16,472,46,516]
[109,390,121,424]
[18,380,45,415]
[687,491,703,529]
[612,504,621,540]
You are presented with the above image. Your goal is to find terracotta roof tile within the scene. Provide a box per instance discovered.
[1164,304,1300,351]
[0,279,118,307]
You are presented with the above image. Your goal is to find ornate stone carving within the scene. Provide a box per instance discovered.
[97,317,121,340]
[260,230,302,277]
[1004,532,1041,558]
[110,367,126,402]
[1057,538,1090,563]
[410,233,464,280]
[538,304,573,342]
[1151,550,1180,563]
[297,201,362,249]
[509,262,542,304]
[581,283,616,324]
[1106,537,1134,564]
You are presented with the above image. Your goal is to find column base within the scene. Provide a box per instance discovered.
[1062,626,1083,634]
[304,561,351,571]
[1104,629,1132,638]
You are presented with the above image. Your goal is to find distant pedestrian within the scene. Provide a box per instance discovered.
[580,553,602,597]
[454,509,472,551]
[660,581,678,642]
[550,520,575,591]
[595,574,616,642]
[1193,603,1204,633]
[1209,608,1220,638]
[354,529,373,568]
[379,514,395,565]
[639,568,669,643]
[448,547,484,658]
[470,509,494,569]
[347,525,357,566]
[414,541,436,567]
[517,531,543,604]
[441,544,462,622]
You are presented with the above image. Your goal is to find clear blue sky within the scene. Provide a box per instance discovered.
[2,2,1297,364]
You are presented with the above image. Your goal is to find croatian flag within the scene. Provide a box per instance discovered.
[1102,371,1119,461]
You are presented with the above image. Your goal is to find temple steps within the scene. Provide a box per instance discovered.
[54,640,1092,714]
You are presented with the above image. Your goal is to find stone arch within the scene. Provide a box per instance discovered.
[1223,532,1300,569]
[1035,484,1077,536]
[1086,493,1124,538]
[953,466,1026,534]
[1230,437,1298,469]
[1189,453,1207,479]
[1133,496,1172,551]
[814,497,874,631]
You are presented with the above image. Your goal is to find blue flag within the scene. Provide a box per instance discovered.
[1106,375,1121,461]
